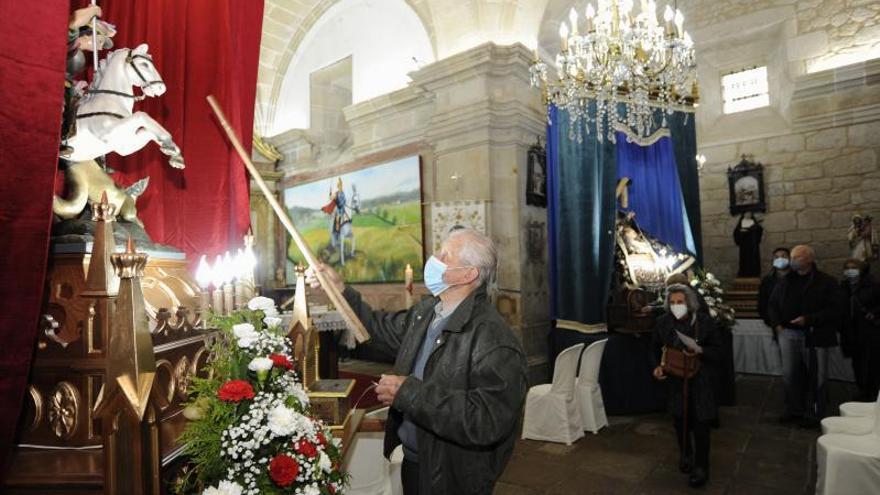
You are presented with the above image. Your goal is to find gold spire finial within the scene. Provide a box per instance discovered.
[82,190,119,297]
[94,237,156,421]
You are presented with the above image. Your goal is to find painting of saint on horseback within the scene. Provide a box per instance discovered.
[284,155,424,283]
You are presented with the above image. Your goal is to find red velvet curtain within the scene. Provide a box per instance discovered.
[0,0,263,477]
[101,0,262,259]
[0,2,70,477]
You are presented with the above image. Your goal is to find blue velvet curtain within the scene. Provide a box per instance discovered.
[667,111,703,263]
[547,107,700,328]
[547,105,618,328]
[616,132,695,255]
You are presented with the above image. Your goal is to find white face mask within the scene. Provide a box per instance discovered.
[670,303,688,320]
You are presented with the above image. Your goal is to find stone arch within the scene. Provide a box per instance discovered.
[263,0,438,134]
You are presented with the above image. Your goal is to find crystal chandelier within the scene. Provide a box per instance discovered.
[530,0,698,142]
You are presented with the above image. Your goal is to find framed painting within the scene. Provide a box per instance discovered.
[727,156,766,215]
[526,140,547,207]
[284,155,424,283]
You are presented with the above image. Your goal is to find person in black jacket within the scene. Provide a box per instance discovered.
[840,258,880,401]
[652,284,722,489]
[768,244,842,428]
[308,228,528,495]
[758,247,790,327]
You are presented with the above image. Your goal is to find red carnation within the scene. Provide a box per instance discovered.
[269,353,293,370]
[294,440,318,458]
[217,380,255,402]
[328,484,336,494]
[269,454,299,487]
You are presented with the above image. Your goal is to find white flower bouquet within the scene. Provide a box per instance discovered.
[177,297,347,495]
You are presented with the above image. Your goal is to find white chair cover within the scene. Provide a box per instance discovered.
[347,430,393,495]
[816,399,880,495]
[821,416,875,436]
[576,339,609,434]
[347,407,395,495]
[389,445,404,495]
[521,343,585,445]
[839,391,880,417]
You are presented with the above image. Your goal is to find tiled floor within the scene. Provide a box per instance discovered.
[495,375,856,495]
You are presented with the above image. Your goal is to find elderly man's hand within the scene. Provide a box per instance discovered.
[376,374,407,406]
[304,263,345,293]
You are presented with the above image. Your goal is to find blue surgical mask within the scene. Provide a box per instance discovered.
[844,268,860,280]
[773,258,790,270]
[423,256,450,296]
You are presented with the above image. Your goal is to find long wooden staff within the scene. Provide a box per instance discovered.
[206,95,370,343]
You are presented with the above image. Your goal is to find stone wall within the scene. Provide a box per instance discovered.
[698,59,880,284]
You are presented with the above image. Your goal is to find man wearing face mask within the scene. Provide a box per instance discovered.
[840,259,880,401]
[758,247,791,329]
[307,228,527,495]
[768,245,842,428]
[652,284,722,488]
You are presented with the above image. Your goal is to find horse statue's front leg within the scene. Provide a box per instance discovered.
[114,112,186,168]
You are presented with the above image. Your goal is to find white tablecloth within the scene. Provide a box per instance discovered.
[732,319,854,382]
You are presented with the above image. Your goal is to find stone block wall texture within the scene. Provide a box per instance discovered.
[699,121,880,284]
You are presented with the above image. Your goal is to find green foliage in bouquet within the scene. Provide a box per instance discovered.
[175,297,348,495]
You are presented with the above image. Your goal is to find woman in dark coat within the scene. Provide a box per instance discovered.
[840,259,880,401]
[652,284,722,489]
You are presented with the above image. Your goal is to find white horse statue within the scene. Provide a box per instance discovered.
[65,43,184,168]
[330,185,360,266]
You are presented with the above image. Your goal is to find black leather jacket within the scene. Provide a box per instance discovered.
[343,284,528,494]
[768,266,842,348]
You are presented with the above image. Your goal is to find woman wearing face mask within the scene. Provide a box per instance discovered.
[840,259,880,401]
[758,247,790,329]
[652,284,722,489]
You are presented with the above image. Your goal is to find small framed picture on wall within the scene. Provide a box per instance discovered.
[727,155,766,215]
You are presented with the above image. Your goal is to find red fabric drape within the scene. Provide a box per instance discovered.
[100,0,262,259]
[0,2,70,477]
[0,0,263,478]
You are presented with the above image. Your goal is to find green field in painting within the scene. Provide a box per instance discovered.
[287,201,424,283]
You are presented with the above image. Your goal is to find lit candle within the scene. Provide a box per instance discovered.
[242,230,257,300]
[221,251,234,315]
[568,7,579,36]
[195,254,212,315]
[233,249,246,309]
[405,264,414,308]
[211,254,225,315]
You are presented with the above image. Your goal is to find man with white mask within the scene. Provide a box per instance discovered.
[768,244,842,428]
[307,228,527,495]
[758,247,790,330]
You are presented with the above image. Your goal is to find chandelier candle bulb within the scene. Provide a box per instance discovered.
[559,22,569,51]
[585,4,596,31]
[569,8,579,35]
